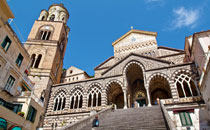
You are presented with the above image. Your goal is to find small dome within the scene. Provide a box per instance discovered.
[47,4,69,23]
[38,10,48,21]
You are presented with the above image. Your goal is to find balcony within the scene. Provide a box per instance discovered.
[15,91,44,107]
[0,105,32,130]
[22,74,34,91]
[31,92,44,107]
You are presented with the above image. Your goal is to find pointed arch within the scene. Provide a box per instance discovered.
[87,83,102,107]
[171,69,199,98]
[53,90,66,111]
[69,85,84,109]
[148,73,172,105]
[106,79,124,108]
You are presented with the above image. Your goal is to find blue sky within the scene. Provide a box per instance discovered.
[7,0,210,76]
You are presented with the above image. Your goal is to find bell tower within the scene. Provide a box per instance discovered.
[24,4,70,107]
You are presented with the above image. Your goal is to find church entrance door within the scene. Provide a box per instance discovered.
[136,99,146,107]
[125,62,148,108]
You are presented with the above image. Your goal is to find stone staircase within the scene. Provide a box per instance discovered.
[79,106,168,130]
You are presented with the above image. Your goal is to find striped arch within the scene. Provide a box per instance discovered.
[87,82,102,107]
[105,79,123,92]
[52,87,68,97]
[53,88,67,111]
[147,72,172,105]
[69,85,84,94]
[69,85,84,109]
[147,72,170,85]
[122,60,145,76]
[88,82,103,91]
[171,69,194,81]
[171,69,199,98]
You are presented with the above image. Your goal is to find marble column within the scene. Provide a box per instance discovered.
[145,86,151,106]
[123,89,128,109]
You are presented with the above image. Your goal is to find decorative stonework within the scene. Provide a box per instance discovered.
[146,72,170,85]
[43,28,200,129]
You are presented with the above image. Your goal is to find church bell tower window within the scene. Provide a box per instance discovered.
[31,54,36,67]
[39,31,51,40]
[41,16,45,20]
[34,54,42,68]
[49,15,55,21]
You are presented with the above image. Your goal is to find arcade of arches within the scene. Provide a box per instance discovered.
[51,62,200,111]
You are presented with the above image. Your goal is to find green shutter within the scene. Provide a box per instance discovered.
[5,75,15,91]
[31,109,37,123]
[13,104,22,113]
[1,36,11,52]
[26,105,37,123]
[16,53,24,67]
[179,112,193,126]
[26,106,32,120]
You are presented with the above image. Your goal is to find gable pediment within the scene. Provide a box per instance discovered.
[102,53,170,77]
[112,30,158,56]
[112,30,157,47]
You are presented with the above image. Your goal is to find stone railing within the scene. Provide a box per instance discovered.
[49,106,104,115]
[31,92,44,107]
[161,96,202,105]
[59,106,112,130]
[20,91,31,97]
[179,96,202,103]
[22,74,34,90]
[160,100,176,130]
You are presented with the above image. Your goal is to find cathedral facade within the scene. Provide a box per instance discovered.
[21,4,208,130]
[41,18,203,130]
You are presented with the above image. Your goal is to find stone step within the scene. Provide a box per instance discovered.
[79,106,168,130]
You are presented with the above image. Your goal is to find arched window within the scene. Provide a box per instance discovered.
[34,54,42,68]
[53,91,66,111]
[31,54,36,67]
[39,31,51,40]
[41,16,45,20]
[175,73,198,98]
[50,14,55,21]
[69,89,83,109]
[62,17,65,22]
[87,86,102,107]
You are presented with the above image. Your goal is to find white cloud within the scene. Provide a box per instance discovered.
[145,0,163,3]
[172,7,199,29]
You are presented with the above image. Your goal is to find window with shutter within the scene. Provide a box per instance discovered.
[4,75,15,92]
[26,105,37,123]
[179,112,193,126]
[1,36,12,52]
[16,53,24,67]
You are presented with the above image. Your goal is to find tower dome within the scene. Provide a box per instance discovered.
[47,4,69,23]
[38,9,48,21]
